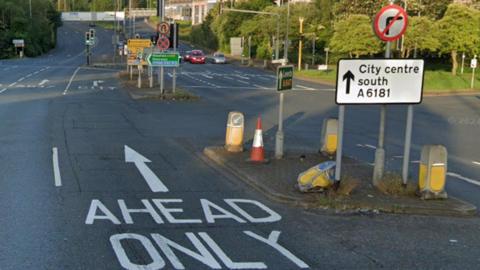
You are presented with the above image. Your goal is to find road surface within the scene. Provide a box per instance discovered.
[0,21,480,269]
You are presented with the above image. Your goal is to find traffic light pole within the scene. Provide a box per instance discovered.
[86,44,91,66]
[173,21,177,94]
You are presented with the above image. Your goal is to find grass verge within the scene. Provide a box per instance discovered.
[376,172,417,197]
[295,66,480,93]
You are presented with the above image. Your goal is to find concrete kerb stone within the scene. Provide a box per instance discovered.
[203,146,477,216]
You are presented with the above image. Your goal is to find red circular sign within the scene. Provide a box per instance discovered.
[373,4,408,42]
[157,35,170,51]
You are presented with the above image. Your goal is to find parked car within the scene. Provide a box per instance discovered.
[189,50,206,64]
[210,52,227,64]
[183,51,192,62]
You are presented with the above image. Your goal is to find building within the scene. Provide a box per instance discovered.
[166,0,193,21]
[192,0,217,25]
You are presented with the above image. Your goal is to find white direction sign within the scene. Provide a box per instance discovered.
[471,58,477,69]
[336,59,424,105]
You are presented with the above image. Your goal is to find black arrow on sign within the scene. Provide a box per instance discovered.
[343,70,355,94]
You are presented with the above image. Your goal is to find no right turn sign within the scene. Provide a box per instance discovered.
[373,4,408,42]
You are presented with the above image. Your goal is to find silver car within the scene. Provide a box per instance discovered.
[210,52,227,64]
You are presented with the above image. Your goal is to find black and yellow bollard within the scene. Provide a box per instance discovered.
[320,118,338,157]
[418,145,448,199]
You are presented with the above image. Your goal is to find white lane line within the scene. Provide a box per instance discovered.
[63,67,81,95]
[52,147,62,187]
[447,172,480,187]
[472,161,480,166]
[25,74,32,78]
[365,144,376,149]
[0,88,7,93]
[201,74,214,79]
[297,85,315,90]
[39,79,49,86]
[253,84,268,89]
[235,75,250,80]
[8,82,16,87]
[17,77,25,82]
[237,80,250,85]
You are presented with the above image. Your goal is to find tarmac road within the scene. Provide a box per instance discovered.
[0,21,480,269]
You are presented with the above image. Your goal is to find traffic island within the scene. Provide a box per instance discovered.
[118,71,199,101]
[203,146,476,216]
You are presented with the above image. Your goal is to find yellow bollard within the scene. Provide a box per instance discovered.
[225,112,244,153]
[418,145,448,199]
[320,118,338,156]
[297,161,336,192]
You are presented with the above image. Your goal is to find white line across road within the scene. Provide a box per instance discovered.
[63,67,81,95]
[52,147,62,187]
[0,88,7,93]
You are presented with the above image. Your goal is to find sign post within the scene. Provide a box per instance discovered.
[371,3,409,185]
[173,21,177,94]
[156,21,170,95]
[335,59,424,186]
[471,55,477,89]
[275,65,294,159]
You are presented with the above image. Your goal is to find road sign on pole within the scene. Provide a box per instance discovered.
[147,52,180,67]
[336,59,424,104]
[471,55,477,89]
[158,22,170,35]
[276,65,294,91]
[373,4,408,42]
[157,35,170,51]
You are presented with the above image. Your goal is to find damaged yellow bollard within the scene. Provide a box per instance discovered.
[418,145,448,199]
[225,112,244,153]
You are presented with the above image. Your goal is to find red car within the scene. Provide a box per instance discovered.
[189,50,206,64]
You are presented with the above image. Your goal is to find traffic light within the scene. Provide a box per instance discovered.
[168,23,179,49]
[85,32,91,42]
[89,28,95,39]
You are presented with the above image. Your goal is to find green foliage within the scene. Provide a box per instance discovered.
[0,0,61,58]
[437,4,480,74]
[329,15,381,58]
[334,0,389,18]
[190,11,218,51]
[403,16,440,57]
[256,39,272,60]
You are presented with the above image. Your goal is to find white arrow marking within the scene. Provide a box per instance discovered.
[39,79,49,86]
[124,145,168,192]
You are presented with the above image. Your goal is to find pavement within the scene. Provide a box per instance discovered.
[1,20,480,269]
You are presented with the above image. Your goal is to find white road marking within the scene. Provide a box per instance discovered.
[472,161,480,166]
[201,74,213,79]
[8,82,16,87]
[52,147,62,187]
[124,145,169,192]
[0,88,7,93]
[39,79,49,86]
[237,80,250,85]
[365,144,376,149]
[253,84,268,89]
[25,74,32,78]
[235,74,250,80]
[63,67,81,95]
[17,77,25,82]
[167,73,173,78]
[296,85,315,90]
[447,172,480,187]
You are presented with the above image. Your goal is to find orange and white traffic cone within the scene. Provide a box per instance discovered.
[250,116,266,162]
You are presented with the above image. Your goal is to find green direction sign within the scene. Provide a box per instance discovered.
[276,65,294,91]
[147,52,180,67]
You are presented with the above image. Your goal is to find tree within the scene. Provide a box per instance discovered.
[437,4,480,75]
[329,15,382,58]
[402,16,439,58]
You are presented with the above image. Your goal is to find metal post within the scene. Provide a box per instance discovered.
[312,37,315,66]
[173,21,177,94]
[462,53,466,74]
[160,68,164,94]
[149,66,153,88]
[471,64,476,89]
[373,41,391,185]
[297,17,304,71]
[325,48,329,67]
[275,93,285,159]
[248,36,252,65]
[402,105,413,185]
[275,16,280,60]
[283,0,290,63]
[335,105,345,182]
[137,66,142,88]
[86,45,90,66]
